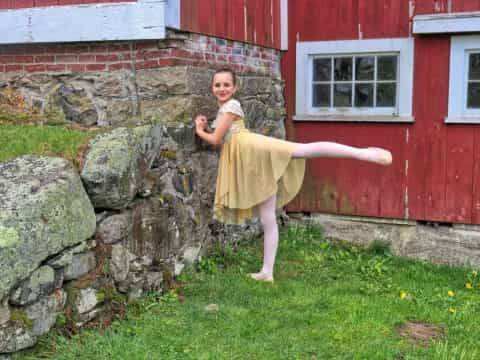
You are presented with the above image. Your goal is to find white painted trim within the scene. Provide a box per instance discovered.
[413,11,480,34]
[0,0,166,44]
[293,114,415,123]
[295,38,415,121]
[165,0,180,29]
[447,35,480,123]
[280,0,288,51]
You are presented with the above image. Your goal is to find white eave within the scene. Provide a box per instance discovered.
[413,11,480,34]
[0,0,174,44]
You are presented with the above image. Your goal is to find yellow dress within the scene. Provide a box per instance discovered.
[213,99,305,225]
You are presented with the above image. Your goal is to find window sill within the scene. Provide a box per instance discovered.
[293,114,415,123]
[444,116,480,124]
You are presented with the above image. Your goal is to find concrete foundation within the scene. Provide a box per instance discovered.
[290,213,480,268]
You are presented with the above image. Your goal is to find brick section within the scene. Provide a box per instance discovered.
[0,30,281,76]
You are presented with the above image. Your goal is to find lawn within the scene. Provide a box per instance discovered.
[0,124,92,165]
[17,225,480,360]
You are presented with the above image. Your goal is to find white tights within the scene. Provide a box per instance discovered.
[251,142,391,281]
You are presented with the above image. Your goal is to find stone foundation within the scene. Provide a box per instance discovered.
[292,213,480,268]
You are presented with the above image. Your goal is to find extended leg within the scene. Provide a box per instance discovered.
[291,142,392,165]
[249,194,278,283]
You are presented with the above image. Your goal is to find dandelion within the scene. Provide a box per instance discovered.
[448,307,456,314]
[399,291,407,300]
[448,290,455,297]
[465,282,473,289]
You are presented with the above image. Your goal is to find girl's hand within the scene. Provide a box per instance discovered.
[194,115,208,132]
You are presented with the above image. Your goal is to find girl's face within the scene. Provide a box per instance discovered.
[212,72,237,105]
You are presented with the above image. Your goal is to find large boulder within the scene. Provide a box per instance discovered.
[0,156,96,300]
[80,125,163,210]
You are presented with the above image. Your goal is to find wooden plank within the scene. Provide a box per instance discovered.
[0,1,165,44]
[214,0,227,40]
[34,0,59,6]
[422,37,449,222]
[444,126,474,223]
[13,0,35,8]
[406,36,430,221]
[452,0,480,12]
[0,0,14,9]
[413,0,449,15]
[472,127,480,224]
[197,0,212,37]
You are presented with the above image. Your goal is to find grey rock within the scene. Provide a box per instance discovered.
[110,245,135,283]
[47,241,88,269]
[75,306,104,328]
[96,213,131,244]
[24,290,66,336]
[182,245,202,266]
[73,288,99,315]
[9,266,55,306]
[63,252,96,281]
[53,269,64,290]
[0,322,36,353]
[0,300,9,326]
[145,272,163,292]
[0,156,96,300]
[81,125,163,210]
[58,84,98,126]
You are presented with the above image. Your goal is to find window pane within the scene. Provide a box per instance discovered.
[469,53,480,80]
[355,84,374,107]
[377,83,396,107]
[467,82,480,108]
[334,57,352,81]
[313,58,331,81]
[334,83,352,107]
[378,56,397,81]
[355,57,374,80]
[312,84,330,107]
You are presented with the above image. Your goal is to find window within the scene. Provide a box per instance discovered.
[311,54,398,109]
[295,38,414,122]
[447,36,480,123]
[467,52,480,109]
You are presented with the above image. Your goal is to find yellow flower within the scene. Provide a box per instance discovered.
[399,291,407,300]
[448,290,455,297]
[448,307,456,314]
[465,282,473,289]
[473,270,478,277]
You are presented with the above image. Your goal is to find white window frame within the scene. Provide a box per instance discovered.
[295,38,415,122]
[446,35,480,124]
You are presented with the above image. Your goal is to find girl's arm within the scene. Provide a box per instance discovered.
[195,112,236,146]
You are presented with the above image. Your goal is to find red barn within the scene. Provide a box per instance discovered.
[284,0,480,227]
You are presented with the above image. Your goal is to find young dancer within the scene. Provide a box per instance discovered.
[195,68,392,283]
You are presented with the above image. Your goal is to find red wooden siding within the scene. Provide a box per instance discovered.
[285,0,480,225]
[181,0,281,49]
[0,0,131,9]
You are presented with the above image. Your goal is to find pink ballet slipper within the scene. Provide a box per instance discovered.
[367,147,392,166]
[248,272,274,283]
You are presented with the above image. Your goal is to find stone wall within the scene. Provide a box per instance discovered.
[0,30,286,355]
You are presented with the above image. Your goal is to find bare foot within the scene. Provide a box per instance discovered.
[248,272,274,283]
[366,147,392,165]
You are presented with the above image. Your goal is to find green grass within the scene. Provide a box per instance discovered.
[17,225,480,359]
[0,124,92,164]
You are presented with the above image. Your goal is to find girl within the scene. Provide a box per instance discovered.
[195,68,392,283]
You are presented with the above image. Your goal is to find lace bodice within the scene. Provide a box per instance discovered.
[212,99,246,142]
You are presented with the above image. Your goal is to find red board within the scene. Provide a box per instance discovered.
[285,0,480,225]
[181,0,281,49]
